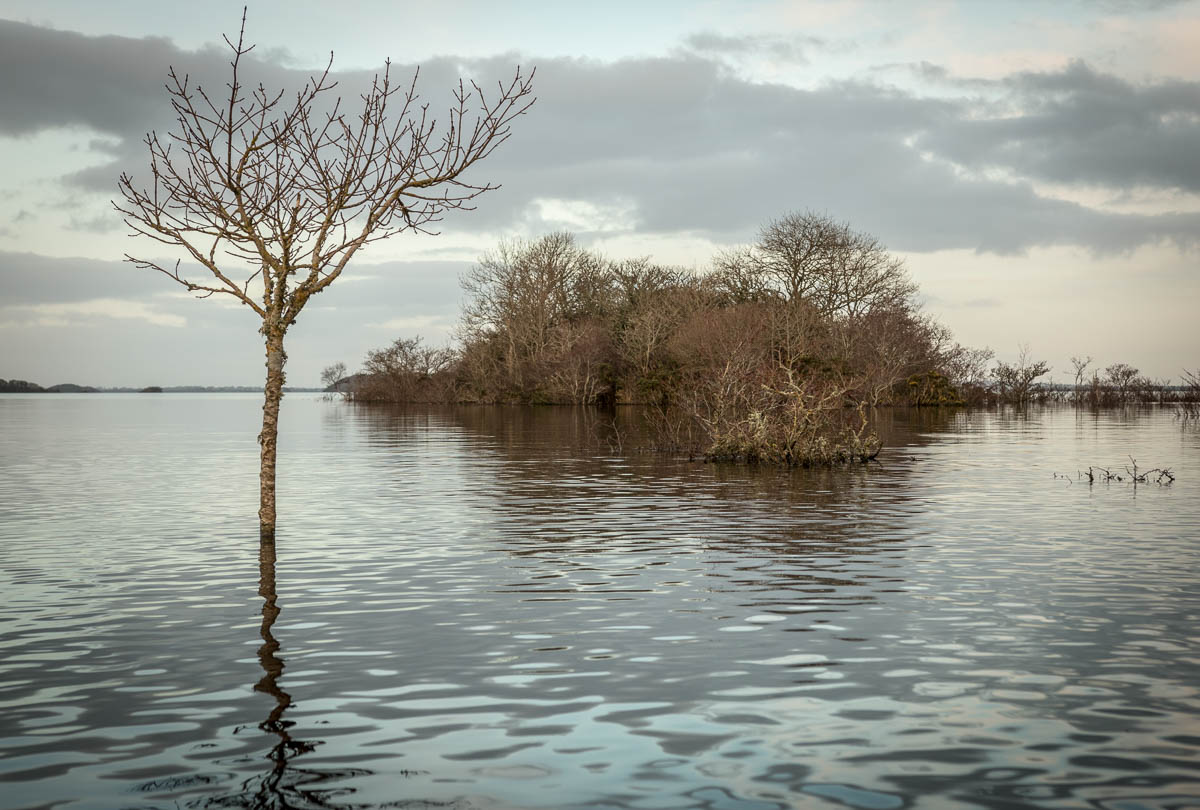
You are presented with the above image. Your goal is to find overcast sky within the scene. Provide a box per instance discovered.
[1,0,1197,387]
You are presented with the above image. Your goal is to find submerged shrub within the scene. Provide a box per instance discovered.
[906,370,965,406]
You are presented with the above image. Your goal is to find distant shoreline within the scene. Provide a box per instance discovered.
[0,379,323,394]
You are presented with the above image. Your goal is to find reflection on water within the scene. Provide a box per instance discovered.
[254,539,301,792]
[198,540,367,810]
[1,395,1198,809]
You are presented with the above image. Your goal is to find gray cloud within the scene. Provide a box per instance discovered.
[0,249,465,310]
[0,21,168,137]
[683,32,826,63]
[0,251,150,304]
[460,56,1200,254]
[0,19,387,191]
[66,213,122,233]
[1089,0,1194,10]
[0,250,470,385]
[916,60,1200,194]
[3,21,1198,259]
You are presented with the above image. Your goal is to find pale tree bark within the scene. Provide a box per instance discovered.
[114,10,534,540]
[259,329,287,537]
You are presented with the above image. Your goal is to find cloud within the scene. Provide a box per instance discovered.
[0,251,152,304]
[0,251,473,384]
[367,314,455,332]
[3,20,1199,260]
[67,213,122,233]
[915,59,1200,194]
[1092,0,1194,10]
[0,19,362,192]
[527,197,638,233]
[462,54,1200,254]
[0,21,166,138]
[683,31,825,63]
[0,297,186,328]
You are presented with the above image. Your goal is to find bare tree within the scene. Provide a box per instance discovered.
[320,361,348,399]
[114,11,534,539]
[719,211,917,320]
[1180,368,1200,419]
[992,345,1051,405]
[355,335,458,402]
[1183,368,1200,398]
[1069,355,1092,402]
[459,233,608,397]
[1104,362,1146,404]
[320,362,347,390]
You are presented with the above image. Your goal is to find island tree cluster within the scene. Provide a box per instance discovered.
[342,214,1200,462]
[347,213,983,464]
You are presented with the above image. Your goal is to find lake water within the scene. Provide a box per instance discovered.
[1,395,1198,810]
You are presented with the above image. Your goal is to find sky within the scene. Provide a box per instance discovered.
[1,0,1197,387]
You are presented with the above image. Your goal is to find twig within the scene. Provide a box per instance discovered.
[1080,460,1174,486]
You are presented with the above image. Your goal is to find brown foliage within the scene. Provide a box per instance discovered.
[716,211,918,319]
[351,337,457,402]
[363,216,986,465]
[659,302,880,464]
[458,233,610,401]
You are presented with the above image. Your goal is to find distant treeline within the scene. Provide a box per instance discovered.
[0,380,322,394]
[1,380,101,393]
[976,353,1200,408]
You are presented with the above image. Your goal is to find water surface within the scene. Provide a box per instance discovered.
[1,396,1198,809]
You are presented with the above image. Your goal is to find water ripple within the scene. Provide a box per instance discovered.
[1,397,1198,808]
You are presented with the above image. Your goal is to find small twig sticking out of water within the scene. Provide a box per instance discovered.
[607,420,625,455]
[591,417,626,455]
[1079,459,1174,486]
[1125,456,1175,484]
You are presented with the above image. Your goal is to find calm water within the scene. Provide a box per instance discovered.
[1,395,1198,810]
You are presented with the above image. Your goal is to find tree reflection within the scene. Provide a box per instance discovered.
[250,538,317,806]
[201,539,367,809]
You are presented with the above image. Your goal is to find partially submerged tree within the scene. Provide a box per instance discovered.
[1103,362,1148,404]
[1069,355,1093,404]
[991,345,1051,404]
[115,11,534,539]
[320,362,348,391]
[354,336,457,402]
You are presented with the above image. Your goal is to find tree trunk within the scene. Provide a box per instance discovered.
[259,330,287,541]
